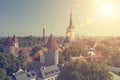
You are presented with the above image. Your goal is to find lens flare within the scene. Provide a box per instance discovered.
[100,3,115,16]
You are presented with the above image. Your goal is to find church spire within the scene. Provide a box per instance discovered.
[43,28,45,39]
[69,10,73,28]
[42,28,46,42]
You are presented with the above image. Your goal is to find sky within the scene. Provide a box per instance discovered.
[0,0,120,37]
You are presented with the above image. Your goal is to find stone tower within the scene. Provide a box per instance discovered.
[45,34,59,66]
[12,35,19,48]
[3,35,19,55]
[41,28,47,45]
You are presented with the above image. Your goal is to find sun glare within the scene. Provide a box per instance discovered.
[102,4,112,13]
[100,3,115,16]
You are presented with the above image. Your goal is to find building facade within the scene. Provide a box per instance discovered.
[28,61,60,80]
[15,70,37,80]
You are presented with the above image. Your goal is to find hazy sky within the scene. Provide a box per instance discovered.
[0,0,120,37]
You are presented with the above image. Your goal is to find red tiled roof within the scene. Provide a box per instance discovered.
[70,53,101,62]
[18,47,33,54]
[46,34,58,50]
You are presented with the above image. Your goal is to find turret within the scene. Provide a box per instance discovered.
[13,35,19,48]
[41,28,47,45]
[45,34,59,66]
[3,35,19,56]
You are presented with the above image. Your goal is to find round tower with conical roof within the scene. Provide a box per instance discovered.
[45,34,59,66]
[3,35,19,55]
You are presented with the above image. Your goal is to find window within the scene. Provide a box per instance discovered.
[45,73,48,75]
[48,51,50,53]
[48,72,51,74]
[51,78,53,80]
[55,70,58,72]
[55,77,57,80]
[52,71,54,73]
[26,74,30,77]
[31,73,35,76]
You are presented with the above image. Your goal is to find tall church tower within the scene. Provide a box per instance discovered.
[66,11,75,41]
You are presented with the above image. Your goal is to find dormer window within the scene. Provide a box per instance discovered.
[26,74,30,77]
[48,50,50,53]
[45,73,48,75]
[55,70,58,72]
[52,71,54,73]
[31,73,35,76]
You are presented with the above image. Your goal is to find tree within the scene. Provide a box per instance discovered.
[0,53,19,73]
[59,51,64,63]
[0,53,28,79]
[95,45,111,60]
[30,45,43,61]
[58,60,113,80]
[0,68,12,80]
[31,45,42,55]
[18,54,28,70]
[0,68,6,79]
[101,39,111,46]
[109,50,120,67]
[18,36,40,47]
[62,46,88,61]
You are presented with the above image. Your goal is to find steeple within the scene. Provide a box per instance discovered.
[65,11,75,44]
[69,10,73,28]
[41,28,47,45]
[42,28,45,40]
[43,28,45,37]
